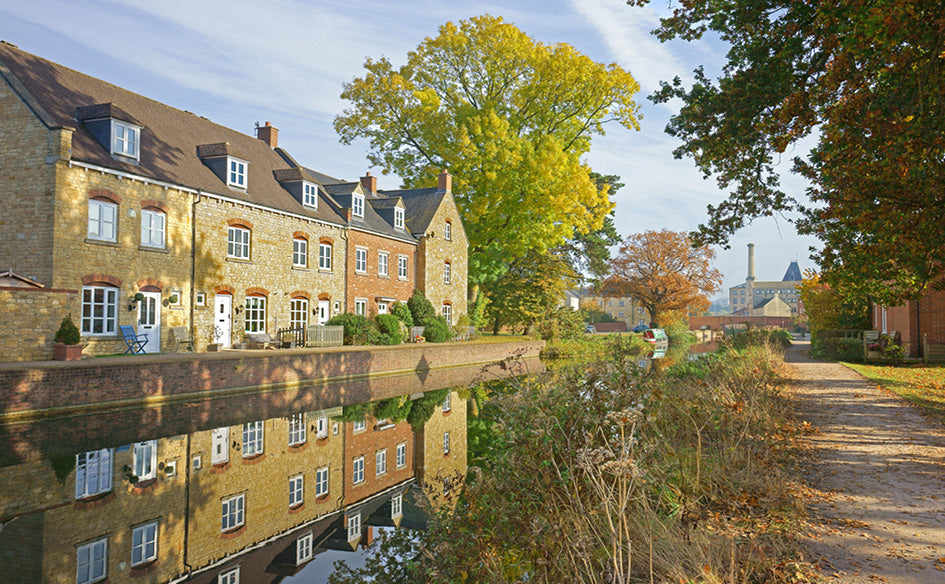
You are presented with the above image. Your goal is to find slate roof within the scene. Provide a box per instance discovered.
[0,42,347,226]
[305,173,418,244]
[782,261,802,282]
[381,187,446,235]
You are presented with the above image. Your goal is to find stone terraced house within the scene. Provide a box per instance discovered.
[0,42,468,360]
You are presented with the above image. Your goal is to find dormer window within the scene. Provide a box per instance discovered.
[228,157,247,188]
[352,194,364,218]
[302,182,318,208]
[111,120,140,160]
[395,207,405,229]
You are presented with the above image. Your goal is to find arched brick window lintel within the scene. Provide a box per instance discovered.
[246,287,269,297]
[135,278,163,291]
[214,284,235,295]
[293,231,309,240]
[226,218,253,230]
[291,291,312,300]
[140,199,169,213]
[319,236,334,245]
[317,293,331,301]
[81,273,122,287]
[88,189,121,204]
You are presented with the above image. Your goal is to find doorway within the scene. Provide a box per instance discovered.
[214,294,232,348]
[137,291,162,353]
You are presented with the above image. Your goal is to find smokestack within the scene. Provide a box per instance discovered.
[747,243,756,282]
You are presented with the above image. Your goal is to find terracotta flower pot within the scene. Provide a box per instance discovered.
[54,343,83,361]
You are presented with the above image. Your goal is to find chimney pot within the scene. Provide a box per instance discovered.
[438,169,452,192]
[256,122,278,148]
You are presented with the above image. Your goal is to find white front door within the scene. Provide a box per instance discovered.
[377,302,388,315]
[137,291,161,353]
[214,295,232,348]
[211,427,229,465]
[317,300,330,325]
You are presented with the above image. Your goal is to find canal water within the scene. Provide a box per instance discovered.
[0,362,496,584]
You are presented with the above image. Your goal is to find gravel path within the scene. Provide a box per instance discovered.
[785,341,945,582]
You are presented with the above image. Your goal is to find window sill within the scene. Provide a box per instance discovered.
[355,271,368,276]
[292,266,309,271]
[318,268,333,274]
[85,237,119,247]
[378,274,390,279]
[138,245,169,254]
[226,257,252,264]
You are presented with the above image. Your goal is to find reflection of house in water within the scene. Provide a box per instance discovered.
[0,389,467,583]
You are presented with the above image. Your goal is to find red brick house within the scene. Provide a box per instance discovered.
[872,287,945,357]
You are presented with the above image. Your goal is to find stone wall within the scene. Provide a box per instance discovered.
[0,286,79,361]
[0,340,545,419]
[417,195,468,321]
[415,389,468,508]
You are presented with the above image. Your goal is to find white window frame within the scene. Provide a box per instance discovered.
[75,448,113,499]
[354,298,367,316]
[347,512,361,541]
[316,416,328,439]
[133,440,157,481]
[391,493,403,518]
[378,251,389,277]
[131,522,158,567]
[302,181,318,209]
[288,413,306,446]
[315,466,329,497]
[445,221,452,241]
[352,194,364,218]
[296,533,314,564]
[442,392,451,413]
[394,207,404,229]
[227,226,250,259]
[242,421,264,457]
[352,456,364,484]
[444,262,451,285]
[218,567,240,584]
[355,247,368,273]
[111,119,140,159]
[442,304,452,326]
[221,494,245,532]
[319,243,332,271]
[398,255,408,279]
[290,298,308,330]
[244,296,266,333]
[443,431,450,455]
[353,418,366,433]
[81,285,118,336]
[140,208,165,248]
[227,156,248,188]
[293,238,307,268]
[76,537,108,584]
[88,198,117,242]
[396,442,407,468]
[289,474,304,508]
[376,449,387,476]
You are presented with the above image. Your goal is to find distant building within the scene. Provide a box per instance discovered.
[728,243,802,318]
[581,294,651,328]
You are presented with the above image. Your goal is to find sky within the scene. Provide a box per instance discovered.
[0,0,821,296]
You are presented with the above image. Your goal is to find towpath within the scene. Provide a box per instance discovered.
[785,341,945,582]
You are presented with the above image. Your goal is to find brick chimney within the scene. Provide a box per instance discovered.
[438,169,452,192]
[256,122,278,148]
[360,172,377,196]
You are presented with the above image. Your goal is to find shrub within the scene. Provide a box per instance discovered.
[407,388,450,431]
[536,306,585,340]
[375,314,403,345]
[421,317,450,342]
[55,314,81,345]
[373,396,412,422]
[333,402,370,423]
[811,334,863,362]
[408,290,437,324]
[390,301,413,327]
[327,313,378,345]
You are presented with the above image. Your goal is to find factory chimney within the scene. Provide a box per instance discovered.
[747,243,756,282]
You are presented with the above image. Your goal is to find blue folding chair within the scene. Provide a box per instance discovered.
[119,325,149,355]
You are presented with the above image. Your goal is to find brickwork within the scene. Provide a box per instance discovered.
[343,415,414,506]
[872,288,945,357]
[187,411,345,568]
[0,287,78,361]
[345,229,416,317]
[0,340,544,417]
[0,76,60,286]
[582,295,651,327]
[417,196,468,321]
[415,389,467,509]
[193,198,346,350]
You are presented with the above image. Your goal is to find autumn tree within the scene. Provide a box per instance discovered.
[555,172,624,285]
[485,249,579,335]
[335,15,641,290]
[637,0,945,302]
[599,230,721,327]
[797,271,870,335]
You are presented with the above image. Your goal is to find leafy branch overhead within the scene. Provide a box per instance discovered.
[335,14,641,285]
[639,0,945,301]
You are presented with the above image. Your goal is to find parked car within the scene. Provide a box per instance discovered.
[585,324,596,333]
[631,324,649,333]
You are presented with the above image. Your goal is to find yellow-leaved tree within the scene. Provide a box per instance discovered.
[334,15,641,291]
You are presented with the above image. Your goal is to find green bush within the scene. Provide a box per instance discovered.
[333,402,370,423]
[536,307,585,340]
[421,317,450,342]
[390,301,414,327]
[375,314,403,345]
[811,334,863,362]
[55,314,81,345]
[408,290,437,324]
[407,388,450,431]
[327,313,378,345]
[373,396,412,422]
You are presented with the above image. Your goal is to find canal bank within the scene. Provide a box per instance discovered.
[0,340,544,424]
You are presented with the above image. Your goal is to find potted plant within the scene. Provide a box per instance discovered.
[53,314,83,361]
